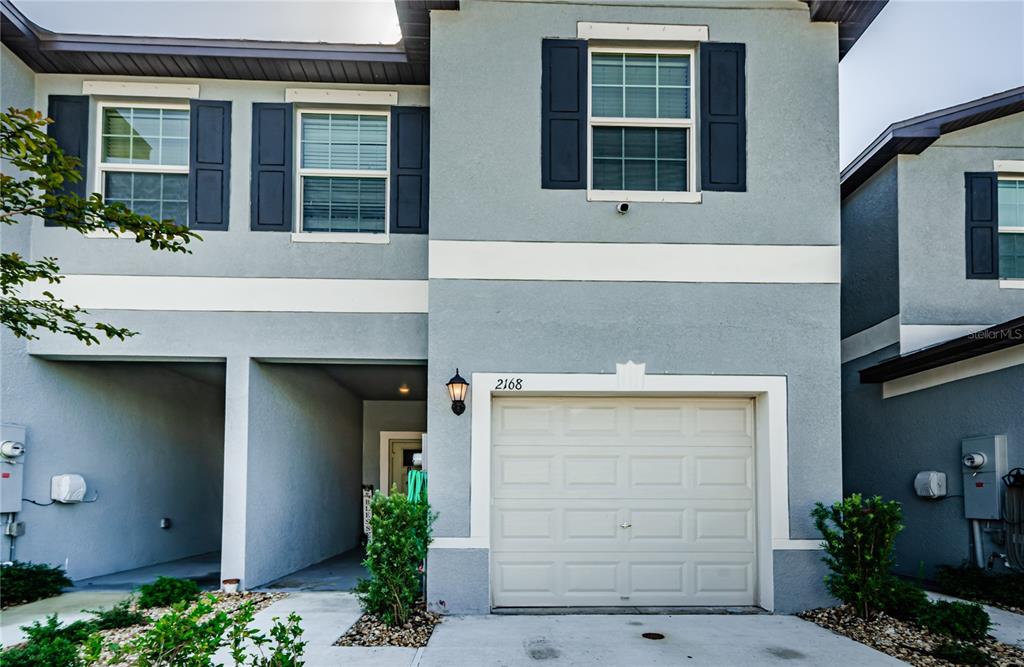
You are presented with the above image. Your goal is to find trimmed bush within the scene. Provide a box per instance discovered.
[880,577,930,622]
[0,635,81,667]
[920,600,991,642]
[136,576,200,609]
[937,564,1024,611]
[356,488,436,626]
[812,494,904,619]
[932,641,994,666]
[85,599,148,630]
[0,562,72,608]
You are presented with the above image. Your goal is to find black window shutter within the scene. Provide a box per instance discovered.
[541,39,587,189]
[389,106,429,234]
[250,103,293,231]
[965,172,999,279]
[46,95,90,226]
[189,100,231,231]
[700,42,746,192]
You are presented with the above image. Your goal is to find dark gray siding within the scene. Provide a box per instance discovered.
[841,159,899,338]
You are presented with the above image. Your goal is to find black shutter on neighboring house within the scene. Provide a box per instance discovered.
[700,42,746,192]
[965,172,999,279]
[389,106,429,234]
[189,100,231,231]
[250,103,293,231]
[541,39,587,189]
[46,95,90,226]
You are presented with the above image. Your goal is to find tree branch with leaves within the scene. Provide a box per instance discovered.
[1,107,201,344]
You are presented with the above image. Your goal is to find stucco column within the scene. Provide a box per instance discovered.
[219,355,251,589]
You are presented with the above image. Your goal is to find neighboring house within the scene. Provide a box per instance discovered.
[840,88,1024,580]
[0,0,884,614]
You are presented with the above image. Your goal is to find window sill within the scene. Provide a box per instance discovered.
[999,279,1024,289]
[290,232,389,244]
[587,190,702,204]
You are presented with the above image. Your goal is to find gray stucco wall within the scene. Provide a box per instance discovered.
[0,355,225,580]
[841,159,900,337]
[897,113,1024,326]
[244,363,362,587]
[426,0,841,612]
[362,400,427,488]
[842,350,1024,579]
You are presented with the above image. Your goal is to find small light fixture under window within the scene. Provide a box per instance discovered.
[446,369,469,416]
[398,384,411,395]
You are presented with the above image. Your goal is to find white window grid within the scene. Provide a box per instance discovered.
[998,176,1024,279]
[294,107,390,237]
[93,101,190,222]
[587,46,698,203]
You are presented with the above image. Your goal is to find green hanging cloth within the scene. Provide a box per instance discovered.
[407,469,427,503]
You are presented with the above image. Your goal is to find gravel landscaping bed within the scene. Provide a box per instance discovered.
[88,591,285,665]
[800,605,1024,667]
[335,608,440,648]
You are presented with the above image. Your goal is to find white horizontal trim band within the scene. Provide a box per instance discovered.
[900,323,992,354]
[1001,280,1024,289]
[31,275,428,314]
[578,21,709,42]
[83,81,199,99]
[883,344,1024,398]
[841,315,900,363]
[285,88,397,106]
[772,539,823,550]
[429,241,840,284]
[994,160,1024,173]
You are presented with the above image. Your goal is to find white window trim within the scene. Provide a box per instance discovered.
[293,107,391,243]
[286,88,397,106]
[998,175,1024,284]
[83,81,199,99]
[577,21,709,42]
[587,46,698,204]
[378,431,424,494]
[88,100,190,239]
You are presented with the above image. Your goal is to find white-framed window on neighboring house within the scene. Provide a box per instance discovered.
[999,177,1024,279]
[588,47,697,203]
[295,109,389,236]
[96,102,190,225]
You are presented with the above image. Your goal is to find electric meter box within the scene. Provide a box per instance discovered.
[0,423,26,513]
[962,435,1007,520]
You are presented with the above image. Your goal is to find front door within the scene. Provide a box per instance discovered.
[388,439,422,495]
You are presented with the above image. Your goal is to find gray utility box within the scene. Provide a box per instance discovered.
[1,423,26,514]
[961,435,1007,520]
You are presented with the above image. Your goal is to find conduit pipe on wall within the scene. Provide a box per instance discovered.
[971,519,985,568]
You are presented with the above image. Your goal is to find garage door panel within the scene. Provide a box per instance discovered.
[492,397,756,607]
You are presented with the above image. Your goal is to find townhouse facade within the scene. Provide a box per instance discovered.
[1,0,885,614]
[840,88,1024,579]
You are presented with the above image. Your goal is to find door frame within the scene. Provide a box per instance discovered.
[430,362,822,612]
[378,431,424,495]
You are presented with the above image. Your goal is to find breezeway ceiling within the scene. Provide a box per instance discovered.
[320,363,427,401]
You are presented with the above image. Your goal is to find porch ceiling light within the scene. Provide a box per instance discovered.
[398,384,411,395]
[446,369,469,416]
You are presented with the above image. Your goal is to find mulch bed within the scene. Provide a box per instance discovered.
[335,608,440,648]
[800,605,1024,667]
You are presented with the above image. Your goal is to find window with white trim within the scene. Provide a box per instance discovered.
[589,48,695,200]
[998,177,1024,279]
[98,104,189,224]
[297,110,388,234]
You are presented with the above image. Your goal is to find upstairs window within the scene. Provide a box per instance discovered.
[999,177,1024,279]
[98,104,189,225]
[297,110,388,234]
[589,49,695,201]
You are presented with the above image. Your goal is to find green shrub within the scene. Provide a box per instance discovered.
[937,565,1024,610]
[880,577,930,622]
[920,600,991,642]
[0,635,81,667]
[932,641,994,666]
[21,615,96,646]
[356,488,436,627]
[136,576,200,609]
[812,494,904,619]
[0,562,72,608]
[226,601,306,667]
[99,594,229,666]
[85,599,148,630]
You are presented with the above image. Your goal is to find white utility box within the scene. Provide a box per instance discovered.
[51,474,87,503]
[1,423,27,513]
[914,470,947,498]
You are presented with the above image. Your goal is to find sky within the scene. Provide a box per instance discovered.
[13,0,1024,166]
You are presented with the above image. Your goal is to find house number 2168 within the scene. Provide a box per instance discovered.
[495,378,523,390]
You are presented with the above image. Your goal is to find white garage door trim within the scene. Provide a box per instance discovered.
[431,363,805,612]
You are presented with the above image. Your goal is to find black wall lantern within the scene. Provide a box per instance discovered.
[446,369,469,415]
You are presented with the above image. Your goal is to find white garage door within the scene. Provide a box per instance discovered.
[491,397,756,607]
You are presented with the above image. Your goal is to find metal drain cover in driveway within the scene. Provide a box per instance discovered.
[642,632,665,640]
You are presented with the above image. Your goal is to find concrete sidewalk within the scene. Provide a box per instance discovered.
[0,590,132,647]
